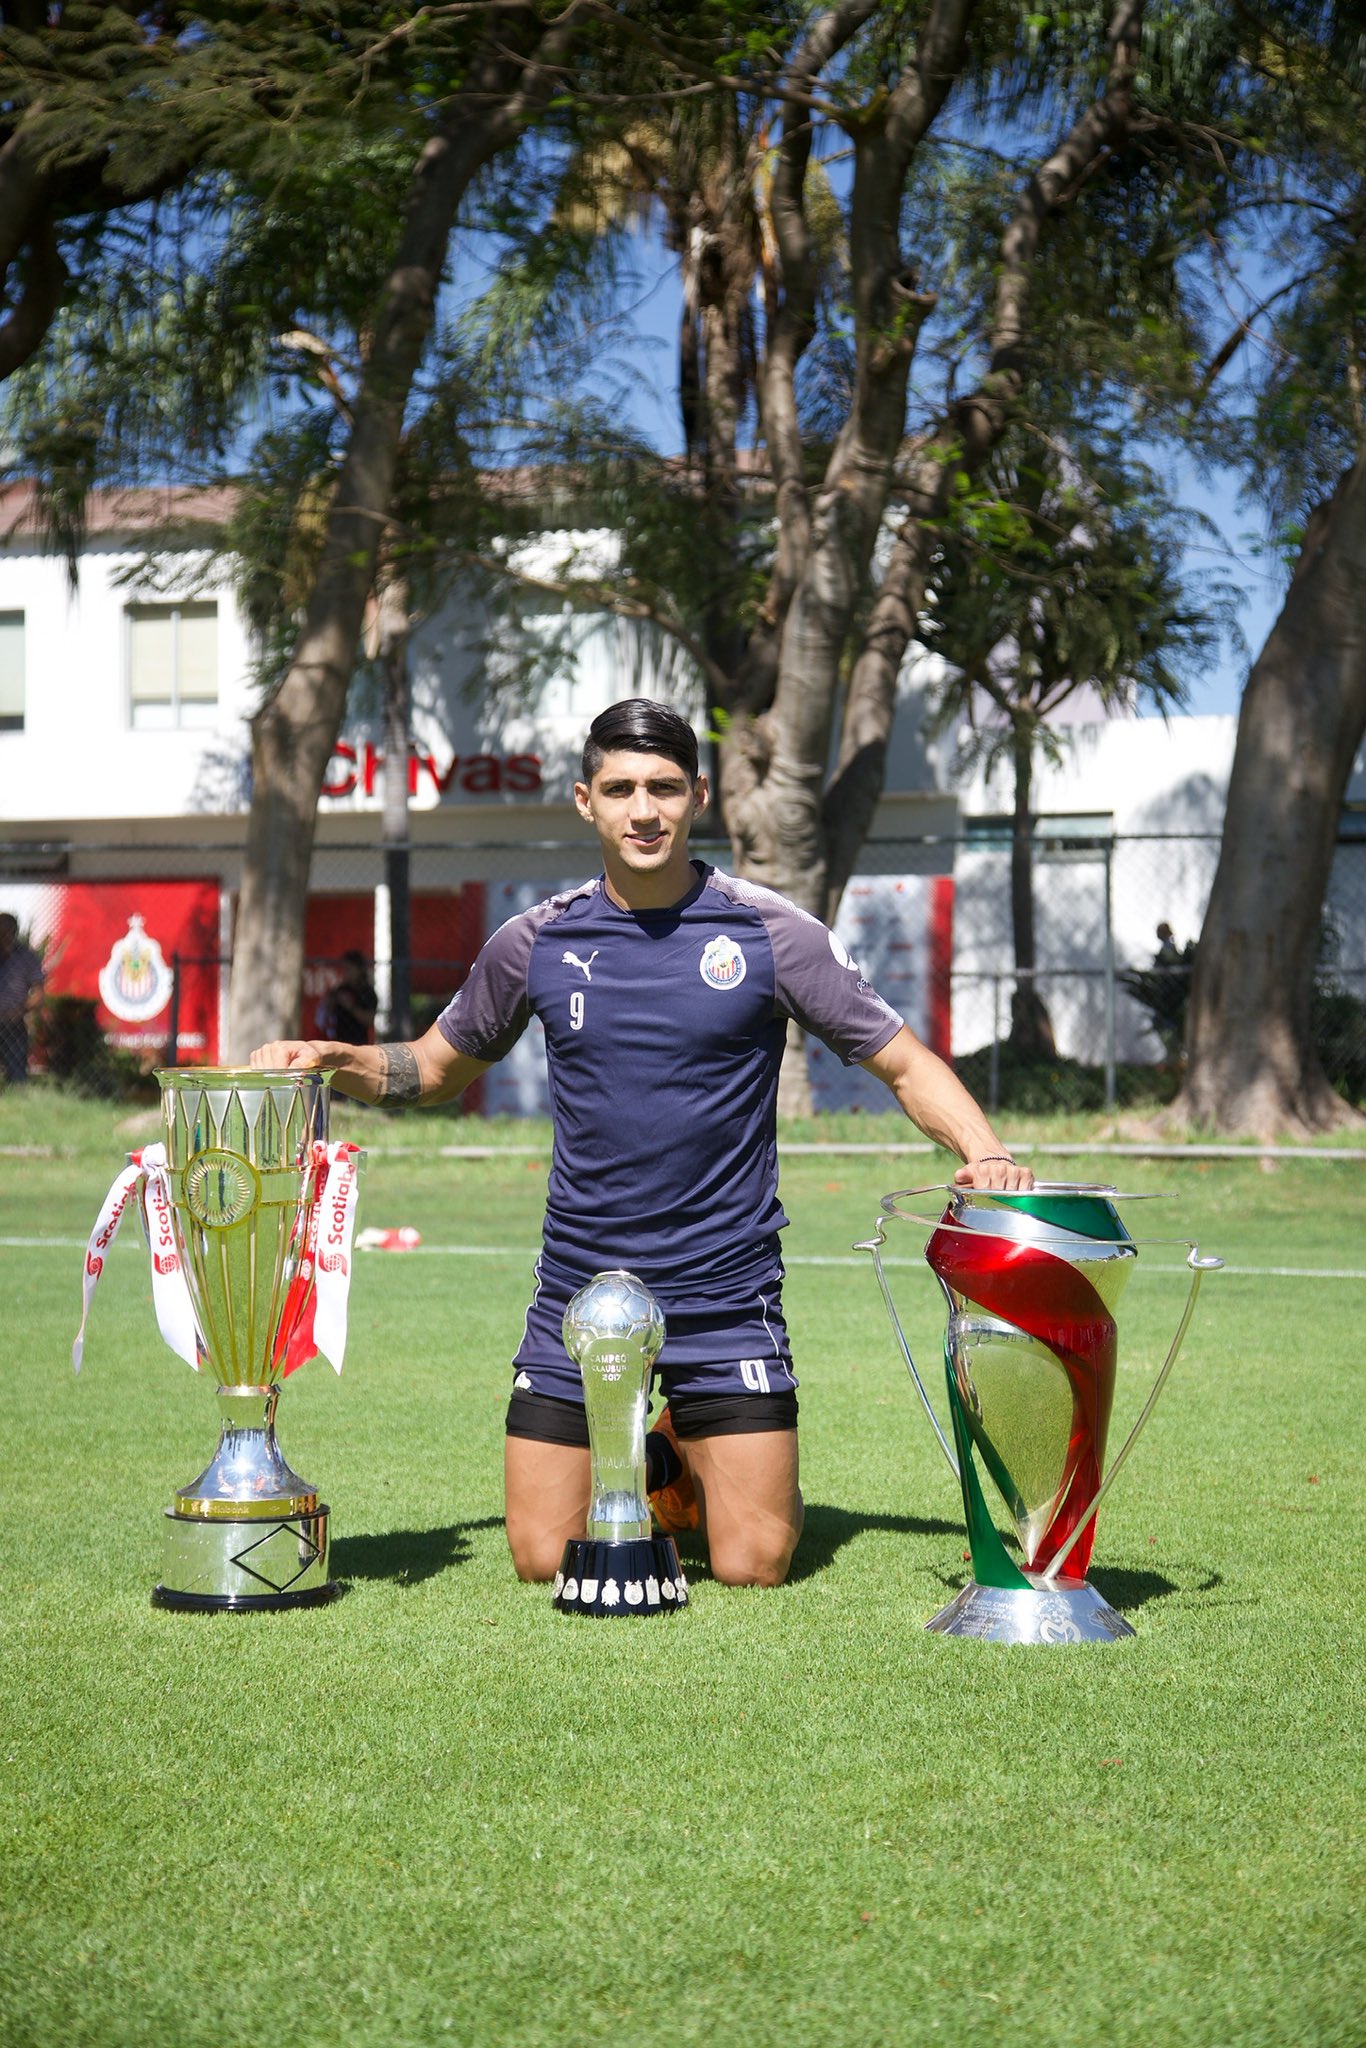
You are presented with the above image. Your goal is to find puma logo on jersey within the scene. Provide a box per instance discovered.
[563,949,600,981]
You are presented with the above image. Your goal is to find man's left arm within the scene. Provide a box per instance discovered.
[862,1026,1033,1190]
[747,885,1032,1191]
[23,950,44,1016]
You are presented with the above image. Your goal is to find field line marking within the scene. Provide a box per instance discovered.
[5,1237,1364,1280]
[348,1140,1366,1162]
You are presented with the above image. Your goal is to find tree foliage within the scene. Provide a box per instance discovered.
[5,1,1365,1114]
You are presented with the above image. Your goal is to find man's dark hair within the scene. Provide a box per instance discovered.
[581,698,699,784]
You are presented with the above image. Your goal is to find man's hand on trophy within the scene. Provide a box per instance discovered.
[953,1155,1035,1191]
[249,1041,329,1069]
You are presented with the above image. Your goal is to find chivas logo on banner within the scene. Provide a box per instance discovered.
[97,913,173,1023]
[858,1184,1221,1643]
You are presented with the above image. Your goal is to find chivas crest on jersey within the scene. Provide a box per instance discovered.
[699,935,747,988]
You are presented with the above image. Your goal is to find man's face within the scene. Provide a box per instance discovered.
[574,749,708,875]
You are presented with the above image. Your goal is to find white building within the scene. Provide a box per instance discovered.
[2,485,1359,1093]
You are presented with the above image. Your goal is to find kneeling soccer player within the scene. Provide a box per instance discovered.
[252,696,1032,1586]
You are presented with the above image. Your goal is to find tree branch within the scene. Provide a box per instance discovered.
[448,548,732,702]
[0,210,67,380]
[1197,260,1334,394]
[956,0,1145,464]
[824,0,1147,902]
[573,0,850,117]
[883,0,979,167]
[744,2,883,712]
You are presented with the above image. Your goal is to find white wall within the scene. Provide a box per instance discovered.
[0,538,256,824]
[17,519,1349,843]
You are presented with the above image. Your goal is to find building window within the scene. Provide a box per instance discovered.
[962,811,1114,860]
[0,611,24,731]
[128,601,218,729]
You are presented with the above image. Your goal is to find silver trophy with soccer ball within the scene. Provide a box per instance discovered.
[551,1271,689,1618]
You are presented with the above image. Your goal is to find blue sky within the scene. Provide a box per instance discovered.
[560,223,1274,722]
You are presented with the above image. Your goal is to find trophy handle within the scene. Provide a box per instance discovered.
[1038,1245,1224,1587]
[855,1209,960,1481]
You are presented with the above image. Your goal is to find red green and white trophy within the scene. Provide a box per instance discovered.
[859,1184,1221,1643]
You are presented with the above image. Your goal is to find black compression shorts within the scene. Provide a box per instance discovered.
[505,1386,799,1446]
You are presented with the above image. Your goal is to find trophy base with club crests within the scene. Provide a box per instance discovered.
[552,1535,688,1618]
[151,1384,340,1612]
[925,1575,1135,1644]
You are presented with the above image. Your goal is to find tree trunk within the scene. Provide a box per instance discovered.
[1007,720,1055,1057]
[820,0,1145,923]
[1176,454,1366,1136]
[377,567,414,1043]
[822,502,933,915]
[720,3,975,907]
[716,0,977,1116]
[227,20,570,1056]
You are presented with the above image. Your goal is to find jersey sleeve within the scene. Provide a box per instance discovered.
[435,911,536,1062]
[724,876,904,1065]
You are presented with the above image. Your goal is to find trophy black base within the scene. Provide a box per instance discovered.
[552,1535,688,1617]
[152,1583,340,1613]
[926,1576,1136,1644]
[152,1504,337,1612]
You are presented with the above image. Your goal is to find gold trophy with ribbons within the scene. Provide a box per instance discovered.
[75,1067,362,1610]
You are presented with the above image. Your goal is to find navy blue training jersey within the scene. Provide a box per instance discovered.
[436,863,903,1290]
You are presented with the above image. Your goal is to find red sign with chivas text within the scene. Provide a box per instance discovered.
[321,742,542,801]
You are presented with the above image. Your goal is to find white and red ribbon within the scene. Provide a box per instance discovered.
[273,1147,324,1378]
[271,1140,362,1377]
[311,1142,362,1373]
[139,1144,202,1371]
[74,1139,361,1380]
[73,1144,201,1373]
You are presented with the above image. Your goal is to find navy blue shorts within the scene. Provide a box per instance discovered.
[510,1248,798,1406]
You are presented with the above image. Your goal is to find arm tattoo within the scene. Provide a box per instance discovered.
[375,1043,422,1105]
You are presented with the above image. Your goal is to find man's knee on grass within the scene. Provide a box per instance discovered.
[682,1427,804,1588]
[507,1523,569,1583]
[503,1433,589,1582]
[706,1522,802,1588]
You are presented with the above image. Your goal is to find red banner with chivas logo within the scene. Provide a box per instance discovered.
[23,878,222,1060]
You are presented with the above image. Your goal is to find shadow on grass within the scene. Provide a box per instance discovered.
[673,1501,961,1585]
[331,1516,505,1588]
[1090,1565,1187,1613]
[923,1562,1220,1615]
[791,1502,962,1582]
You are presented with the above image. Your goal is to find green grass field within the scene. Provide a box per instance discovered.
[2,1089,1363,2048]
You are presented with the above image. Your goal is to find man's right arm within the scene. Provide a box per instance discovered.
[253,901,536,1102]
[249,1022,491,1106]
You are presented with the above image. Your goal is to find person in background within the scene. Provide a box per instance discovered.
[0,913,44,1084]
[1151,920,1194,1063]
[1155,921,1181,967]
[316,949,378,1045]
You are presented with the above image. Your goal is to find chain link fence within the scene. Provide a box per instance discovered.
[2,829,1364,1111]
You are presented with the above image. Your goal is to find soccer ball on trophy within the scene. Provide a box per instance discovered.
[553,1269,685,1619]
[561,1270,665,1382]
